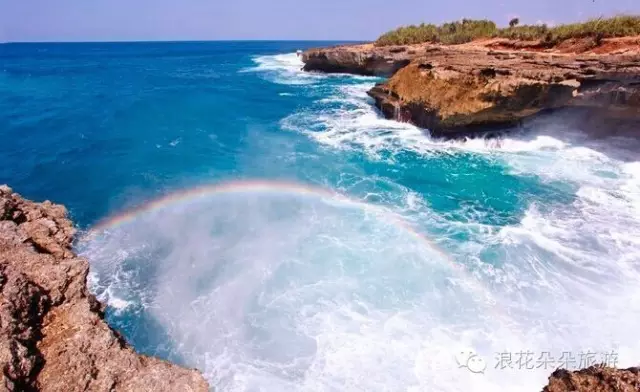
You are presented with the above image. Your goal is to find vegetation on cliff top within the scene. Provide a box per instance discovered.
[375,15,640,46]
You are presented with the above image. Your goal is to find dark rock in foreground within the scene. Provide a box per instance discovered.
[0,185,209,392]
[543,366,640,392]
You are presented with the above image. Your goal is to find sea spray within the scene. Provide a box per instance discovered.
[61,46,640,391]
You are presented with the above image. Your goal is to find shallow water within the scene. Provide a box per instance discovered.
[1,41,639,391]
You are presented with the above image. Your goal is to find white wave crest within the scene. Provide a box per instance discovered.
[273,54,640,385]
[244,53,377,86]
[79,52,640,392]
[79,193,521,391]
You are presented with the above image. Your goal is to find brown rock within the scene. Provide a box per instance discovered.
[301,43,413,77]
[302,43,640,137]
[0,186,209,392]
[0,264,48,391]
[368,47,640,137]
[543,366,640,392]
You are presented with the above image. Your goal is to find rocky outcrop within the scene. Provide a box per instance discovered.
[367,47,640,136]
[543,366,640,392]
[0,185,209,392]
[301,43,413,77]
[302,42,640,137]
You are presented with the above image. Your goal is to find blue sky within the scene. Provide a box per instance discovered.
[1,0,639,42]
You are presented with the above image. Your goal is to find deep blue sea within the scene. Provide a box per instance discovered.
[2,41,640,391]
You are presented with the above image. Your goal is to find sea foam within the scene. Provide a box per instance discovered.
[78,52,640,392]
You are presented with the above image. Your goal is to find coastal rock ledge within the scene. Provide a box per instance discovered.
[302,44,414,76]
[302,42,640,137]
[0,185,209,392]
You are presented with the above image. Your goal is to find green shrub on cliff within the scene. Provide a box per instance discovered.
[376,23,439,46]
[549,15,640,41]
[439,19,497,44]
[494,24,550,41]
[375,15,640,46]
[376,23,438,46]
[376,19,496,46]
[494,15,640,43]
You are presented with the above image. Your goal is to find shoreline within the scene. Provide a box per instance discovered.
[0,186,209,391]
[301,39,640,139]
[2,184,640,390]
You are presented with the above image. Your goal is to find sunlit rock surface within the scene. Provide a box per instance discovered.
[0,185,209,392]
[302,41,640,137]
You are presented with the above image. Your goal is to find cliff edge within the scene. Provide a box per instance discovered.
[302,43,413,77]
[302,39,640,137]
[0,185,209,392]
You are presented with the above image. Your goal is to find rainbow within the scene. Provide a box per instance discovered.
[89,179,456,266]
[84,179,507,317]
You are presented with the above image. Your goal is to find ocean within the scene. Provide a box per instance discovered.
[1,41,639,391]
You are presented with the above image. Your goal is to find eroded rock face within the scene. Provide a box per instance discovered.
[543,366,640,392]
[302,43,640,137]
[368,47,640,137]
[0,185,209,392]
[301,43,413,77]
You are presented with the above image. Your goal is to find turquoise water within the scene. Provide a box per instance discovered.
[2,42,640,391]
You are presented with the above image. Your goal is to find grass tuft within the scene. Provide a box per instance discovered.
[374,15,640,47]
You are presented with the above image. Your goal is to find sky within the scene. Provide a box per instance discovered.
[1,0,639,42]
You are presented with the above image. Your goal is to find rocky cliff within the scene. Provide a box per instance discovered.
[0,185,209,392]
[301,44,414,77]
[302,40,640,137]
[544,366,640,392]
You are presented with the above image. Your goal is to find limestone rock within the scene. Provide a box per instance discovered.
[543,366,640,392]
[301,43,413,77]
[302,43,640,137]
[368,47,640,136]
[0,186,209,392]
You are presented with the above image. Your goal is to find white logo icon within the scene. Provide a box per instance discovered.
[455,350,487,374]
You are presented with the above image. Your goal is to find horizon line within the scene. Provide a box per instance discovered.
[1,38,368,44]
